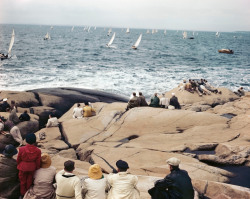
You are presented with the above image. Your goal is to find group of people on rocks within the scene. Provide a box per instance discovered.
[73,102,96,119]
[126,92,181,111]
[178,79,221,96]
[1,134,194,199]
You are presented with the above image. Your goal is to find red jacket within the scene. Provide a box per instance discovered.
[17,144,41,172]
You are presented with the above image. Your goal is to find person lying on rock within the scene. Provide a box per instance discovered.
[234,87,245,97]
[23,153,56,199]
[19,110,31,122]
[126,92,139,111]
[0,144,20,199]
[46,113,59,128]
[55,160,82,199]
[83,102,96,117]
[73,103,83,119]
[17,133,41,197]
[149,93,160,107]
[82,164,108,199]
[107,160,140,199]
[148,157,194,199]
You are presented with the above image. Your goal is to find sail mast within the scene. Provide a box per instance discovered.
[8,29,15,56]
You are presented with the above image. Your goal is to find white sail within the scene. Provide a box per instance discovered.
[44,32,50,40]
[107,32,116,47]
[107,28,112,36]
[183,31,187,39]
[164,30,167,35]
[146,30,150,34]
[8,29,15,56]
[88,27,91,32]
[71,26,74,32]
[152,29,155,34]
[126,28,130,33]
[132,34,142,49]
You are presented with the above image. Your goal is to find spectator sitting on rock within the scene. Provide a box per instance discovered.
[4,120,23,146]
[178,80,186,91]
[159,93,169,108]
[0,144,20,199]
[169,93,181,109]
[126,92,139,111]
[17,133,41,197]
[234,87,245,97]
[55,160,82,199]
[82,164,108,199]
[107,160,140,199]
[0,98,10,112]
[149,93,160,107]
[185,80,194,93]
[24,153,56,199]
[19,110,30,122]
[73,103,83,119]
[83,102,96,117]
[46,113,59,128]
[138,92,148,106]
[148,157,194,199]
[7,107,20,125]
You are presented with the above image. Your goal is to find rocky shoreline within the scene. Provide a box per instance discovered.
[0,87,250,199]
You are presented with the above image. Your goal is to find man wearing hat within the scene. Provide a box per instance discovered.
[148,157,194,199]
[24,153,56,199]
[17,133,41,197]
[0,98,10,112]
[107,160,140,199]
[55,160,82,199]
[0,144,20,198]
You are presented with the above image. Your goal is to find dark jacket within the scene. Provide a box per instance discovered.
[19,112,30,122]
[138,95,148,106]
[152,168,194,199]
[169,96,181,109]
[149,96,160,107]
[17,144,41,172]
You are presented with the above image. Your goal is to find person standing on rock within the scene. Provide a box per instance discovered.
[0,144,20,199]
[73,103,83,119]
[169,93,181,109]
[82,164,108,199]
[55,160,82,199]
[148,157,194,199]
[107,160,140,199]
[83,102,96,117]
[17,133,41,197]
[46,113,59,128]
[23,153,56,199]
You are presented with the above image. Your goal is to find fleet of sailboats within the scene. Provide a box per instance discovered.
[132,34,142,49]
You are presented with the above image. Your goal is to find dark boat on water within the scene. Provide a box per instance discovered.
[218,49,234,54]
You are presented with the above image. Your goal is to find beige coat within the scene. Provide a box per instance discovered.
[24,166,56,199]
[107,172,140,199]
[55,170,82,199]
[82,177,107,199]
[46,117,59,128]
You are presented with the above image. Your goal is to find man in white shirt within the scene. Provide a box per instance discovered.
[46,114,59,128]
[73,103,83,119]
[55,160,82,199]
[159,93,169,108]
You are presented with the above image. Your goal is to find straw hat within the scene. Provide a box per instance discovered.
[41,153,52,168]
[166,157,181,166]
[88,164,103,180]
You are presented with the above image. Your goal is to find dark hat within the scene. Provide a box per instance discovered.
[64,160,75,172]
[116,160,129,169]
[3,144,18,157]
[25,133,36,144]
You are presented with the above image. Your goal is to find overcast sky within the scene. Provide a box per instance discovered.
[0,0,249,31]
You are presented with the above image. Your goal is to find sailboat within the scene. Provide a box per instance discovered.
[126,28,130,33]
[87,27,91,32]
[107,28,112,36]
[164,30,167,35]
[183,31,187,39]
[0,29,15,60]
[44,32,50,40]
[216,32,220,37]
[106,32,116,47]
[71,26,74,32]
[146,30,150,34]
[132,34,142,49]
[152,29,155,34]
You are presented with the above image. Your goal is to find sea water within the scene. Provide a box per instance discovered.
[0,24,249,98]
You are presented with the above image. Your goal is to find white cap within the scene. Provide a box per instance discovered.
[3,98,7,101]
[166,157,180,166]
[172,93,175,96]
